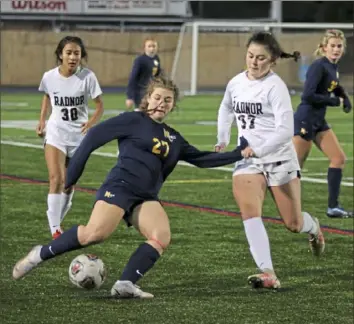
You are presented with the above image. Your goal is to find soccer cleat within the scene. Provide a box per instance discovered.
[309,217,325,256]
[12,245,43,280]
[52,228,63,240]
[111,280,154,299]
[247,270,281,290]
[327,206,353,218]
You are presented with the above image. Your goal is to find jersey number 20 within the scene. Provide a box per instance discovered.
[238,114,256,129]
[61,108,78,121]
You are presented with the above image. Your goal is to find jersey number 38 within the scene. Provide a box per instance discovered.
[61,107,79,121]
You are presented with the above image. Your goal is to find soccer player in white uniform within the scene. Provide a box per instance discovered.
[215,32,325,289]
[36,36,104,239]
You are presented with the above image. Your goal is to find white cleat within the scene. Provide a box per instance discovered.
[111,280,154,299]
[309,217,325,257]
[12,245,43,280]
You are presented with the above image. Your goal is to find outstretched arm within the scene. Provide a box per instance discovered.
[65,113,137,188]
[180,136,248,168]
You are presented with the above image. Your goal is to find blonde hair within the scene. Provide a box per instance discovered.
[139,77,180,112]
[143,37,158,47]
[314,29,346,57]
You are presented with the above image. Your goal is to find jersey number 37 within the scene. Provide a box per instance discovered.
[238,114,256,130]
[61,108,79,121]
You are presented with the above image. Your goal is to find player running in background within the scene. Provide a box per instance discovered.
[125,37,163,111]
[36,36,104,239]
[215,32,325,290]
[13,77,248,299]
[292,29,352,218]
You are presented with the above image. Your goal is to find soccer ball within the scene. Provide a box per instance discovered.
[68,254,107,289]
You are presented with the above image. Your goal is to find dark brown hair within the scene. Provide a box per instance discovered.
[55,36,88,65]
[247,32,300,62]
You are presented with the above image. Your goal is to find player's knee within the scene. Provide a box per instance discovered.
[239,204,261,220]
[330,154,346,168]
[79,225,109,246]
[283,217,302,233]
[48,173,65,192]
[149,230,171,252]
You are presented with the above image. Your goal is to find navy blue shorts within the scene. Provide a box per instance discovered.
[95,184,159,227]
[294,117,331,141]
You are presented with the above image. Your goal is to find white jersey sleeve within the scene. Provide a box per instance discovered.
[217,80,236,146]
[39,72,49,94]
[252,80,294,158]
[87,72,103,99]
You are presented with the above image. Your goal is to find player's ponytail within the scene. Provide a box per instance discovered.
[247,32,300,62]
[280,51,301,62]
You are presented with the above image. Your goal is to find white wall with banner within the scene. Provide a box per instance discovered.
[1,0,190,16]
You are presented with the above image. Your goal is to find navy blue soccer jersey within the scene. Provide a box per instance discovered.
[295,56,340,120]
[126,54,163,106]
[65,112,246,198]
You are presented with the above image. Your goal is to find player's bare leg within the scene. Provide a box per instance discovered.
[270,177,325,256]
[13,201,124,280]
[233,174,281,289]
[315,129,352,218]
[111,201,170,299]
[45,144,67,238]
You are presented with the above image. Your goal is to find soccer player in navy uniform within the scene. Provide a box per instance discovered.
[126,37,163,111]
[13,77,249,298]
[293,30,352,218]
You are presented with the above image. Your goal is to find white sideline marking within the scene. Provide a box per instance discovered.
[1,140,353,187]
[2,121,353,162]
[0,101,29,107]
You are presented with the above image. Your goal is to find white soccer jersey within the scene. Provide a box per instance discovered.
[217,71,297,164]
[39,67,102,145]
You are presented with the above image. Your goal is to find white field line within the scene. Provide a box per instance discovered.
[1,140,353,187]
[2,121,353,162]
[0,102,29,107]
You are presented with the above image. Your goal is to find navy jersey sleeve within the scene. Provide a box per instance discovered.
[302,62,340,106]
[126,56,142,99]
[179,136,247,168]
[65,113,138,188]
[156,55,164,77]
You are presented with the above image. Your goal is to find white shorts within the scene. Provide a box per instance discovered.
[44,128,81,158]
[233,159,301,187]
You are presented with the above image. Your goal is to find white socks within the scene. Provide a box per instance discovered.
[47,191,74,235]
[243,217,274,272]
[47,194,62,235]
[60,191,74,222]
[300,212,318,235]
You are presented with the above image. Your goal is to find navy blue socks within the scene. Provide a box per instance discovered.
[327,168,342,208]
[120,243,161,284]
[40,225,83,260]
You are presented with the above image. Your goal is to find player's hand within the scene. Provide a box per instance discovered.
[339,97,344,106]
[342,96,352,113]
[125,99,134,110]
[36,121,46,137]
[241,147,256,158]
[81,122,93,135]
[214,143,226,152]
